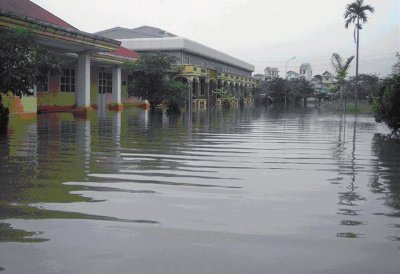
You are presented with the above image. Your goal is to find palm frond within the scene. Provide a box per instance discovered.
[343,56,355,70]
[363,4,375,13]
[331,53,342,72]
[344,0,374,28]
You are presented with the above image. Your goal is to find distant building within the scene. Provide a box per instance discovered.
[96,26,254,78]
[299,63,312,81]
[287,71,299,80]
[312,75,323,83]
[96,25,257,108]
[321,71,334,84]
[253,74,266,81]
[264,67,279,81]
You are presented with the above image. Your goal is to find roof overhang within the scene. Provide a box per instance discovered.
[93,52,137,65]
[119,37,255,72]
[56,52,136,68]
[0,12,120,53]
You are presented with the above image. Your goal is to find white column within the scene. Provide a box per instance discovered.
[77,53,91,108]
[188,77,193,113]
[112,65,122,105]
[205,77,210,109]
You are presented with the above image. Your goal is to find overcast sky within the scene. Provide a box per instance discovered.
[32,0,399,76]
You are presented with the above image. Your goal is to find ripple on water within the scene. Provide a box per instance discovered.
[0,107,399,273]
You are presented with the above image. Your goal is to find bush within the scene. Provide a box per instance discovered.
[128,52,185,111]
[212,88,237,108]
[163,81,187,113]
[372,73,400,135]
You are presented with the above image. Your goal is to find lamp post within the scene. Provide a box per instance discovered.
[285,56,296,79]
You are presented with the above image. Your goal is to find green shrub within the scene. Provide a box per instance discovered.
[372,74,400,135]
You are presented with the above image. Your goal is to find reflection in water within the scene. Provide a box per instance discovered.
[371,134,400,214]
[0,105,399,273]
[329,113,369,239]
[340,220,365,226]
[336,232,365,239]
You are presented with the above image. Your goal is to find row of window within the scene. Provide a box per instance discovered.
[183,56,248,77]
[36,69,128,94]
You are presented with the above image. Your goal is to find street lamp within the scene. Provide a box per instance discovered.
[285,56,296,79]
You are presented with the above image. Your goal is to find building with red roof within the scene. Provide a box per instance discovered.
[0,0,76,29]
[0,0,140,114]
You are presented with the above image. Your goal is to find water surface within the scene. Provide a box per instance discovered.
[0,105,399,273]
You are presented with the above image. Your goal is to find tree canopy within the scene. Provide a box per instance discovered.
[344,0,374,110]
[128,52,187,112]
[331,52,354,106]
[372,73,400,136]
[0,28,59,97]
[344,0,375,30]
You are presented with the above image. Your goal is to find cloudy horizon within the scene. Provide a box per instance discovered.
[32,0,399,77]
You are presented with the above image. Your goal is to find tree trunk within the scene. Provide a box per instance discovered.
[339,85,343,109]
[355,17,360,110]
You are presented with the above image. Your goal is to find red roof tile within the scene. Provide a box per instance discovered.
[0,0,77,30]
[110,46,139,60]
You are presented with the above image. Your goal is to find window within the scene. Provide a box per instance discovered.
[60,69,75,92]
[98,72,112,94]
[36,73,49,93]
[184,56,190,64]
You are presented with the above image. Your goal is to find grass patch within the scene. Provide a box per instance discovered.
[345,103,373,114]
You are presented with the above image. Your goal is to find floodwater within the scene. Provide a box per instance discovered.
[0,105,399,274]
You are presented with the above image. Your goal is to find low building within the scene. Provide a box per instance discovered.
[287,71,299,80]
[299,63,312,81]
[322,71,334,84]
[264,67,279,81]
[96,26,258,109]
[0,0,140,115]
[253,74,266,81]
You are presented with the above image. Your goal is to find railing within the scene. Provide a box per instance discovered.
[173,65,259,85]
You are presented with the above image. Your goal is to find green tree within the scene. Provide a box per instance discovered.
[372,73,400,136]
[0,28,59,131]
[346,73,379,100]
[212,87,237,108]
[287,78,314,97]
[0,28,59,97]
[344,0,375,110]
[129,52,186,111]
[162,80,187,113]
[267,78,289,103]
[331,52,354,107]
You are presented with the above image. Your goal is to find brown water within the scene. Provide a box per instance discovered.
[0,105,399,274]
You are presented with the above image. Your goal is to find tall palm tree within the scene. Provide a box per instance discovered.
[331,53,354,108]
[344,0,374,110]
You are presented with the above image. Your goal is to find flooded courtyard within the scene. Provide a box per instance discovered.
[0,105,399,273]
